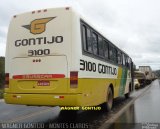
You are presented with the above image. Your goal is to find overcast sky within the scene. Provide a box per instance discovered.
[1,0,160,70]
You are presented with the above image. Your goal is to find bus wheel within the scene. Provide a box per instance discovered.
[104,87,113,111]
[107,87,113,111]
[125,84,131,99]
[101,86,113,111]
[125,92,130,99]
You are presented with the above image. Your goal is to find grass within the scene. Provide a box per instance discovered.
[0,88,4,99]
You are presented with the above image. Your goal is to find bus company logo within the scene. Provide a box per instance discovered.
[22,17,56,34]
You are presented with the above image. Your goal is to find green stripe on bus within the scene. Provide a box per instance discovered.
[119,68,128,96]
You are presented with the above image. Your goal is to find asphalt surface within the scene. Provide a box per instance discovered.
[0,80,157,129]
[102,79,160,129]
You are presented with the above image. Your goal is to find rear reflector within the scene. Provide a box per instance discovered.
[5,73,9,88]
[59,96,64,99]
[12,95,16,98]
[70,71,78,88]
[12,95,21,98]
[54,96,64,99]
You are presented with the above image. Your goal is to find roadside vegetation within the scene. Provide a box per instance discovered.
[0,89,4,99]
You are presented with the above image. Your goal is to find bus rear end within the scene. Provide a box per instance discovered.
[5,7,80,106]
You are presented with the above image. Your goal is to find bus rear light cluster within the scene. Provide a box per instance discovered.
[12,95,21,98]
[70,71,78,88]
[5,73,9,88]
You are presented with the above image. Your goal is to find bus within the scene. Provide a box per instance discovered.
[4,7,134,110]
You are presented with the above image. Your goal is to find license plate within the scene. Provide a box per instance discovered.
[37,80,50,86]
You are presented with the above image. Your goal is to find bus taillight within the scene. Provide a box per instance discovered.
[5,73,9,88]
[70,71,78,88]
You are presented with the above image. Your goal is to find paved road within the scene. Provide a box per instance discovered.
[0,80,155,129]
[101,79,160,129]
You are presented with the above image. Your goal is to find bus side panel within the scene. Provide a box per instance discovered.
[114,66,123,97]
[69,13,120,106]
[78,78,116,106]
[118,67,131,96]
[124,69,132,94]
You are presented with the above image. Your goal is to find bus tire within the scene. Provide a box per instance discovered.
[106,87,113,111]
[125,92,130,99]
[125,84,131,99]
[101,86,113,111]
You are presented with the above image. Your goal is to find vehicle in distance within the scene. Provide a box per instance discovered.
[134,70,146,87]
[134,79,140,89]
[151,72,157,81]
[139,66,152,85]
[4,7,134,110]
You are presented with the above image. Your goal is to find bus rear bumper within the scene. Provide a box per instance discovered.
[4,93,85,106]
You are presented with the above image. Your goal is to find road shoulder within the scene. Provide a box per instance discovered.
[99,85,152,129]
[0,99,4,102]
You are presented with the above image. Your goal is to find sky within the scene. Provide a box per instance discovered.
[0,0,160,70]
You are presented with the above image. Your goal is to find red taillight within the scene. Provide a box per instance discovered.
[59,96,64,99]
[70,71,78,88]
[5,73,9,88]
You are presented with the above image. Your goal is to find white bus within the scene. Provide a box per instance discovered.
[5,7,134,110]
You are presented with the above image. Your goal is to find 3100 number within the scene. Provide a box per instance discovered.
[28,49,50,56]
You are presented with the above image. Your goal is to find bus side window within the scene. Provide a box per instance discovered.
[104,41,109,59]
[113,48,118,63]
[109,44,114,61]
[82,25,87,51]
[118,51,122,65]
[98,36,104,57]
[122,53,126,66]
[86,27,92,53]
[128,57,131,69]
[126,56,130,68]
[92,32,98,55]
[125,56,129,67]
[82,25,92,53]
